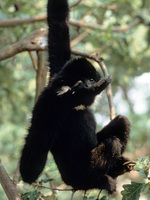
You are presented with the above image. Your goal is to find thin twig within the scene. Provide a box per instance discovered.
[45,173,58,200]
[96,59,116,120]
[33,183,73,191]
[97,189,102,199]
[35,51,48,103]
[28,51,38,71]
[70,31,90,47]
[70,0,82,8]
[71,190,76,200]
[13,161,20,186]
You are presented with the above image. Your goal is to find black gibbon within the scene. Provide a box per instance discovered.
[20,0,132,193]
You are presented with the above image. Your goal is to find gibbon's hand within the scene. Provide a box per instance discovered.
[92,76,112,94]
[70,76,111,96]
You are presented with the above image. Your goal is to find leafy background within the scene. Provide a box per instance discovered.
[0,0,150,199]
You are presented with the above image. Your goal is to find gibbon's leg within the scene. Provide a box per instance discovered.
[90,137,131,181]
[91,136,122,170]
[96,115,130,154]
[90,115,131,178]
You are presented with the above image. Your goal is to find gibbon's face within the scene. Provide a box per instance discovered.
[61,58,101,87]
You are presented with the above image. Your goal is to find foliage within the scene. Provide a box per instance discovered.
[22,191,42,200]
[122,156,150,200]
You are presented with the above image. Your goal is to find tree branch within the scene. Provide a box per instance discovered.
[0,14,142,33]
[0,28,47,61]
[70,17,142,32]
[0,15,46,27]
[0,160,21,200]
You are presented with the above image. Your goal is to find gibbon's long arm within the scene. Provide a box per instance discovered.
[20,95,58,184]
[20,129,49,184]
[47,0,71,76]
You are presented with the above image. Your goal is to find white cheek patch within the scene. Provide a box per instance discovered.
[57,86,71,96]
[74,104,86,111]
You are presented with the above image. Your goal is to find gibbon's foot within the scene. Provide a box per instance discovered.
[123,160,136,171]
[119,157,136,173]
[108,157,135,179]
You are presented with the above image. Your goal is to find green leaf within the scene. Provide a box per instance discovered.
[134,157,150,178]
[30,190,40,200]
[121,181,145,200]
[21,190,40,200]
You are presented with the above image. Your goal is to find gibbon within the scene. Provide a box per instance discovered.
[20,0,132,193]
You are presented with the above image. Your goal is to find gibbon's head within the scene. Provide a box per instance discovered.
[60,58,101,87]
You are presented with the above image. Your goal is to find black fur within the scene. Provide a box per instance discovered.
[20,0,131,193]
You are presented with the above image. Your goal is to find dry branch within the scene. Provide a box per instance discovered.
[70,0,82,8]
[35,51,48,103]
[0,28,47,61]
[28,51,38,71]
[0,15,46,27]
[0,160,21,200]
[70,31,90,47]
[0,14,142,33]
[70,18,142,32]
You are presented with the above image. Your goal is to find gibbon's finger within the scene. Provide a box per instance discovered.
[71,80,84,91]
[74,80,83,87]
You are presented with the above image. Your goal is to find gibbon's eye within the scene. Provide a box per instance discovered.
[90,78,94,82]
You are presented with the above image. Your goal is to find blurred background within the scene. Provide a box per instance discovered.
[0,0,150,199]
